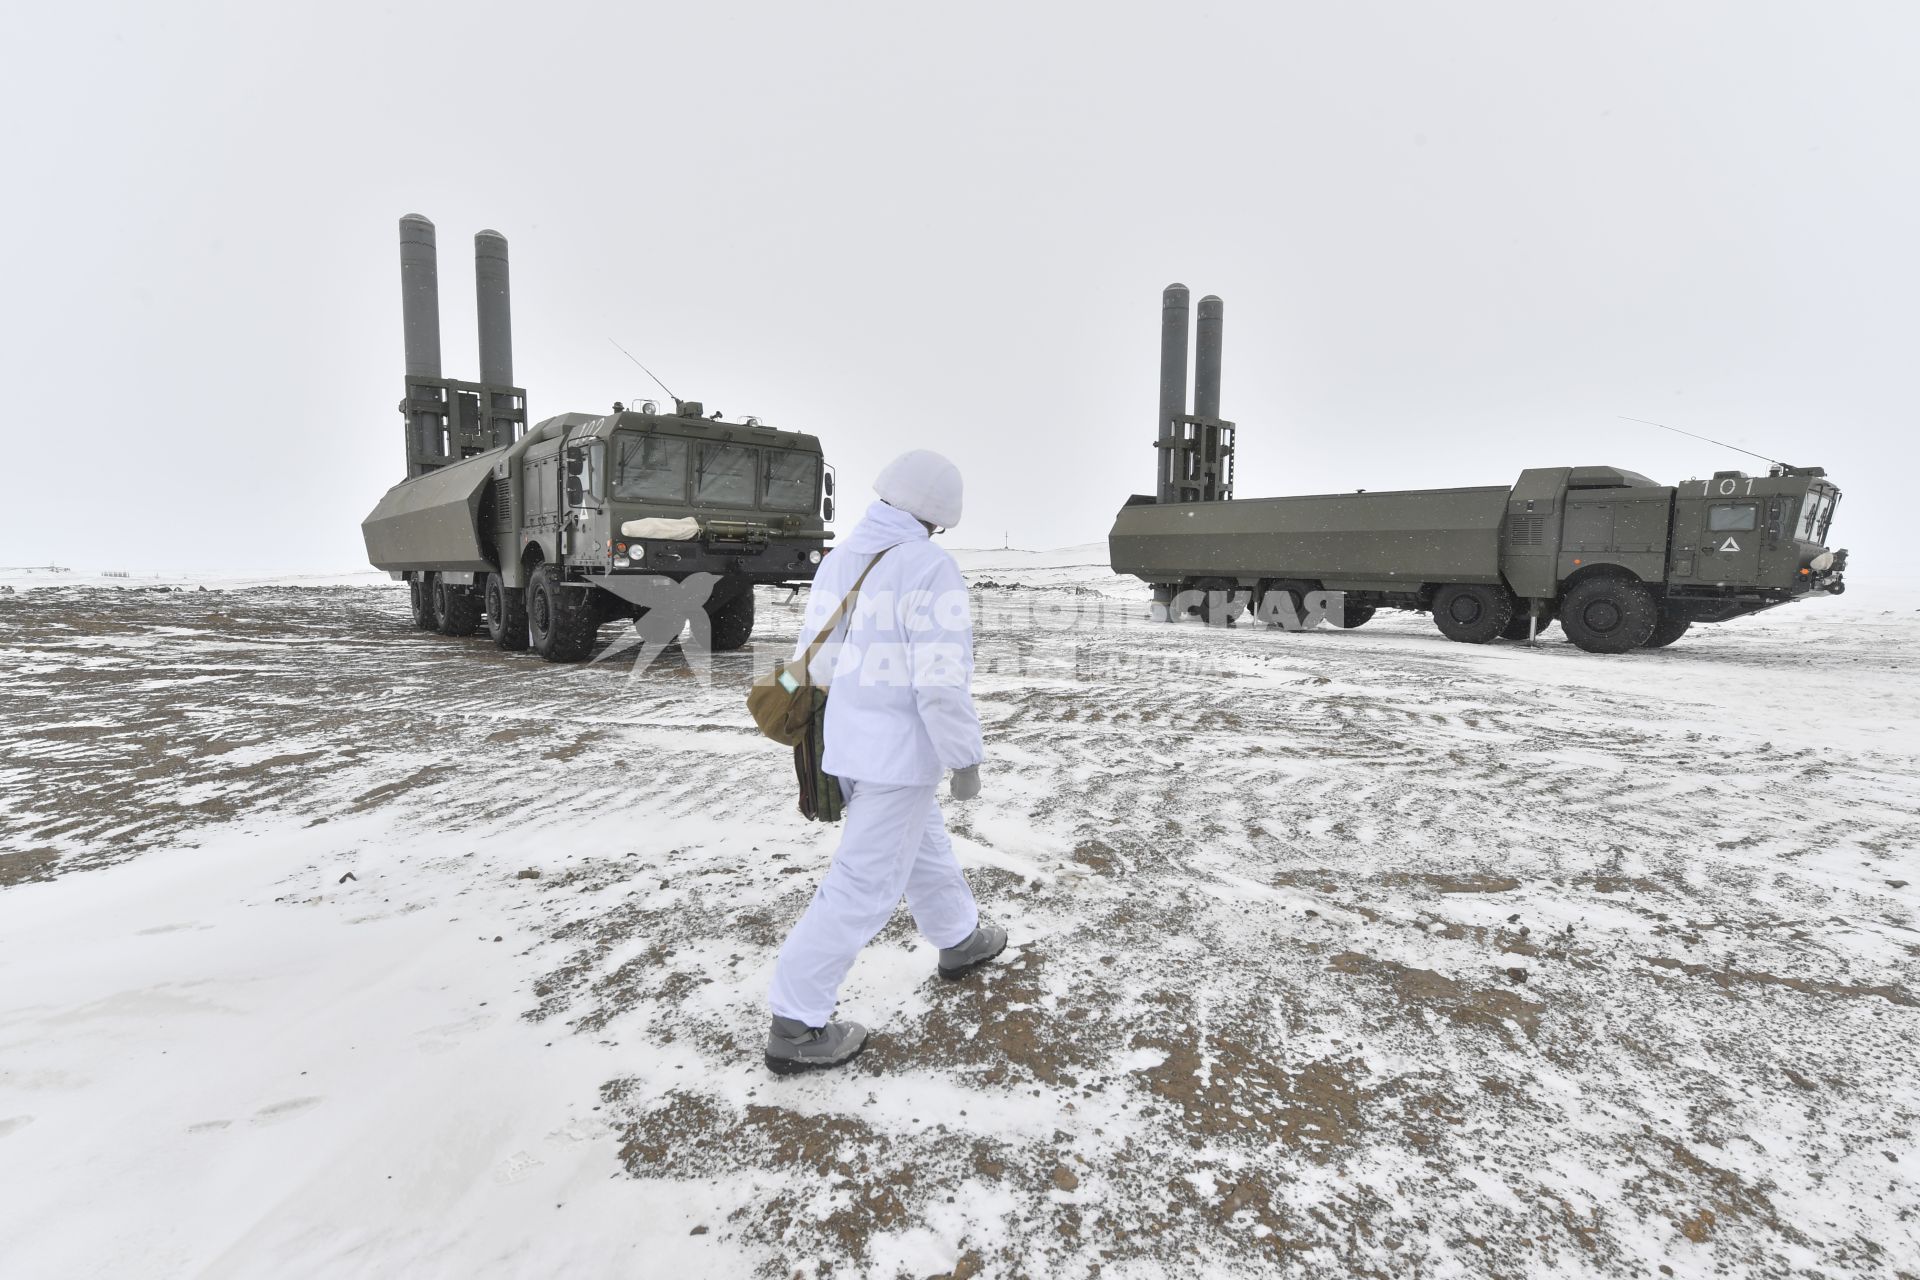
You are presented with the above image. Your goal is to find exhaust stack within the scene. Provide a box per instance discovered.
[1157,283,1190,504]
[474,229,513,388]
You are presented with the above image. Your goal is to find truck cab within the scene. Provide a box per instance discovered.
[1663,467,1844,620]
[526,402,832,587]
[486,400,836,662]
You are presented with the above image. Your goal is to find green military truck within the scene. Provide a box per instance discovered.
[361,215,835,662]
[1108,285,1847,654]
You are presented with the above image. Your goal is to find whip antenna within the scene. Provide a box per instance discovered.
[1618,416,1785,468]
[608,337,677,403]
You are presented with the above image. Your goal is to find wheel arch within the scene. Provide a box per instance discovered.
[515,542,547,587]
[1555,561,1654,603]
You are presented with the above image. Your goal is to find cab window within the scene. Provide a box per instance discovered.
[1796,492,1830,542]
[1707,503,1757,533]
[612,434,688,503]
[763,449,818,512]
[696,442,759,507]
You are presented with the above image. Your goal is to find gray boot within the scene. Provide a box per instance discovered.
[764,1015,869,1076]
[937,924,1008,980]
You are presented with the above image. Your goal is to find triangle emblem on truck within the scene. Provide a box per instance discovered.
[1720,536,1741,552]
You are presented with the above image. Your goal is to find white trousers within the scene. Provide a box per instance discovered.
[768,779,980,1026]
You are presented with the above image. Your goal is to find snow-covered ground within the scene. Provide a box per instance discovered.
[2,554,1916,1278]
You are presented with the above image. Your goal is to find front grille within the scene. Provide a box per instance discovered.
[1508,515,1545,547]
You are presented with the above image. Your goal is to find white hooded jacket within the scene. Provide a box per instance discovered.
[793,500,983,786]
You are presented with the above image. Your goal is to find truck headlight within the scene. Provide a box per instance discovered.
[1809,551,1835,571]
[809,550,822,564]
[630,545,645,561]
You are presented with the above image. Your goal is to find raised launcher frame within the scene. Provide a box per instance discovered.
[1154,286,1235,505]
[397,216,527,477]
[402,375,526,478]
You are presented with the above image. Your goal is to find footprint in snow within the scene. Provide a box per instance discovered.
[415,1012,497,1054]
[250,1097,322,1126]
[0,1115,33,1139]
[493,1150,544,1184]
[187,1119,231,1134]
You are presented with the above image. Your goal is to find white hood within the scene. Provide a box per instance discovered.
[873,449,963,529]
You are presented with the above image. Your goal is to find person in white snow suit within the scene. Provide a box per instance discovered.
[765,449,1006,1075]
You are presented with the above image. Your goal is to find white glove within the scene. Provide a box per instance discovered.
[950,764,981,801]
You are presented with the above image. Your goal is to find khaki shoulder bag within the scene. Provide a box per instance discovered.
[747,548,891,747]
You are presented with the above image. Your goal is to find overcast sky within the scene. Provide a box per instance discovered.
[4,1,1913,572]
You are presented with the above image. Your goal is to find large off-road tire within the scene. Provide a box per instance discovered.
[1203,593,1244,627]
[1254,584,1313,630]
[707,585,756,652]
[434,577,483,637]
[408,575,438,631]
[1431,584,1514,644]
[1328,599,1375,629]
[1196,581,1245,627]
[486,573,529,651]
[1500,606,1556,641]
[1642,609,1692,650]
[526,564,598,663]
[1559,576,1658,653]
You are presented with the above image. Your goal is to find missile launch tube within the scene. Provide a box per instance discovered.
[1158,283,1190,503]
[399,214,442,381]
[1194,295,1223,421]
[475,229,513,387]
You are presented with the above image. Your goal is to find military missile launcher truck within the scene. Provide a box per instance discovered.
[362,216,835,662]
[1108,285,1847,653]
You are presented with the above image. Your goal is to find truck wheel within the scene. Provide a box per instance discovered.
[1559,576,1658,653]
[1642,610,1692,650]
[1203,593,1244,626]
[1500,607,1556,641]
[707,586,755,652]
[1196,580,1245,627]
[486,573,530,651]
[434,577,483,637]
[1254,585,1312,629]
[527,564,597,662]
[1431,584,1514,644]
[1328,600,1375,629]
[408,575,438,631]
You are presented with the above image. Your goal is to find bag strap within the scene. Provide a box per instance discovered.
[796,546,894,684]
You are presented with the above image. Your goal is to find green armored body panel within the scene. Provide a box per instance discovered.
[362,216,835,661]
[1109,285,1846,653]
